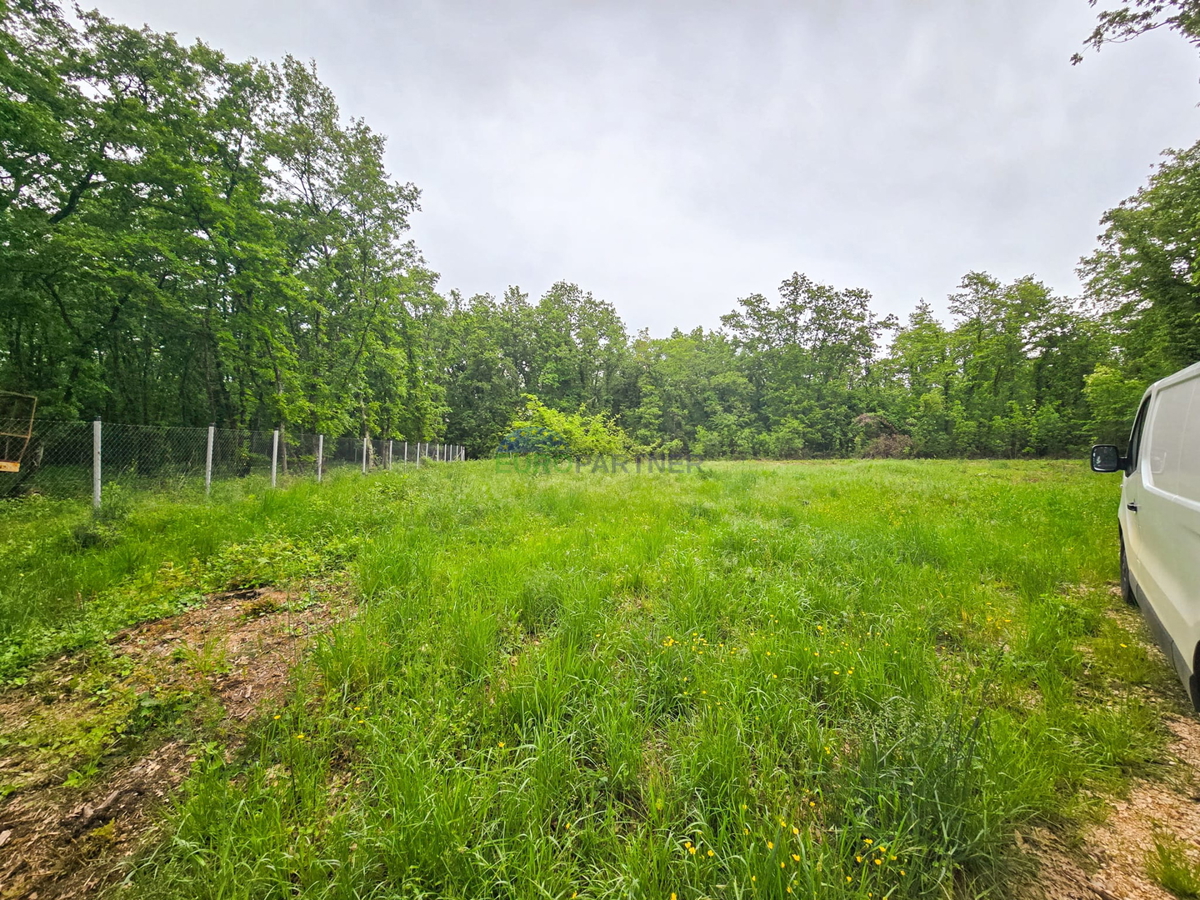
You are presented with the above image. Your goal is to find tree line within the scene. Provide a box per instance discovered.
[1,0,1196,459]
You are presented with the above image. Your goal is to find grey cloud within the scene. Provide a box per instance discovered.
[96,0,1200,333]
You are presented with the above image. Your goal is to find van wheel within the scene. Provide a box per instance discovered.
[1120,536,1137,606]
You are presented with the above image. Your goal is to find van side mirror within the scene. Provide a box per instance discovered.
[1091,444,1125,473]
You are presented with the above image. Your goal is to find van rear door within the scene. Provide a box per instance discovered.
[1139,373,1200,692]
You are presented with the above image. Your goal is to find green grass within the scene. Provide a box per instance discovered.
[0,459,1182,898]
[0,473,395,679]
[1149,830,1200,898]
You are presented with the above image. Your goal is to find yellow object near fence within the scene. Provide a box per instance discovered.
[0,392,37,474]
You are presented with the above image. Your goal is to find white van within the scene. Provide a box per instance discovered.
[1092,360,1200,707]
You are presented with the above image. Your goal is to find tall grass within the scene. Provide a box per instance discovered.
[0,471,403,677]
[0,459,1174,897]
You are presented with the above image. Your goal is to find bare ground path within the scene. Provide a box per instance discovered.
[0,586,346,899]
[1024,596,1200,900]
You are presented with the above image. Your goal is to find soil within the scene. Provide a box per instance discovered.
[0,586,345,900]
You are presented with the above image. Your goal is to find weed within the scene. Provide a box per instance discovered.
[1149,829,1200,898]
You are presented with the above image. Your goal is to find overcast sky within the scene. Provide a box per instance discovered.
[98,0,1200,335]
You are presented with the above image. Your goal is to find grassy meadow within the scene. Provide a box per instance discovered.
[0,459,1179,899]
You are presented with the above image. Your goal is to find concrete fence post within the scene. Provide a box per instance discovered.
[388,439,393,470]
[271,429,279,487]
[316,434,324,483]
[92,418,101,510]
[205,424,215,496]
[403,441,408,464]
[362,436,369,474]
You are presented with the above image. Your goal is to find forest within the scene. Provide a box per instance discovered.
[2,0,1198,459]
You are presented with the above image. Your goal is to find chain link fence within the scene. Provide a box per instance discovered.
[0,419,465,505]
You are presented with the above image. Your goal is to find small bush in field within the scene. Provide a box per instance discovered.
[502,395,630,457]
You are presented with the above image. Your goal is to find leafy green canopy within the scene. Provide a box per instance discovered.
[439,270,1116,460]
[1075,0,1200,63]
[4,0,1194,458]
[1081,143,1200,380]
[0,0,443,438]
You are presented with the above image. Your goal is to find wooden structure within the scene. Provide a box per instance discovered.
[0,392,36,473]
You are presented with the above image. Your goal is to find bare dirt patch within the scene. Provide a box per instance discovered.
[0,586,346,900]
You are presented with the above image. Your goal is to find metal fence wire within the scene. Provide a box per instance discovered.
[0,420,465,504]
